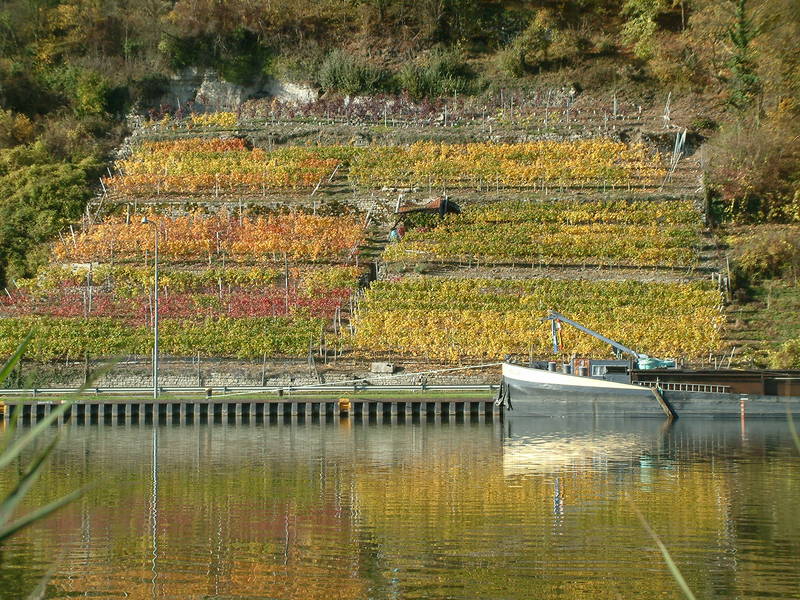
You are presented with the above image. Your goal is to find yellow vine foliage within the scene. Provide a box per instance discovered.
[188,112,239,128]
[352,278,723,361]
[350,140,665,188]
[103,138,665,197]
[54,213,365,263]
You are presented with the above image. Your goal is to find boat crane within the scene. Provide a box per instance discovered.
[542,310,675,369]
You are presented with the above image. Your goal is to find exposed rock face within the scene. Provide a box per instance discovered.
[156,67,205,109]
[155,68,317,110]
[263,79,317,104]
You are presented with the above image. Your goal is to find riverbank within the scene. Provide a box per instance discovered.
[1,391,501,424]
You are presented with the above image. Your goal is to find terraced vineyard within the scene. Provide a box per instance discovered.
[2,97,727,375]
[103,137,666,203]
[384,199,702,267]
[0,213,365,360]
[54,213,364,263]
[352,278,724,362]
[107,139,355,196]
[349,141,664,189]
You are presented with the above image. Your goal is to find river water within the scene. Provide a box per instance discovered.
[1,413,798,599]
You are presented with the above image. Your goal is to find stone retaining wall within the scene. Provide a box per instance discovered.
[9,357,498,389]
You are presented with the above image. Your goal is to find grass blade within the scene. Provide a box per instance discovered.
[0,331,32,384]
[0,437,59,526]
[1,334,32,453]
[787,406,800,454]
[76,357,121,394]
[0,487,85,542]
[25,561,59,600]
[0,395,21,453]
[631,503,698,600]
[0,400,75,472]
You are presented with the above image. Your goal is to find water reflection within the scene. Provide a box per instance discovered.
[0,416,798,600]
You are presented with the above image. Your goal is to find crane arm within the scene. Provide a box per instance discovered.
[542,310,649,360]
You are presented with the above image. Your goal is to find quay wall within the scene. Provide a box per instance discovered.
[5,357,499,390]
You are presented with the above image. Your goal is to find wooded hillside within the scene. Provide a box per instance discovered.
[0,0,798,287]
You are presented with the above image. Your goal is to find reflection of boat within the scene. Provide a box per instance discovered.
[500,418,660,476]
[503,431,646,476]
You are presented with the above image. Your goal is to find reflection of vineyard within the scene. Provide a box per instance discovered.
[4,423,799,599]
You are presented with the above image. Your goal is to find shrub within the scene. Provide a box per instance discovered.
[0,159,98,286]
[0,63,62,116]
[708,106,800,223]
[495,46,527,78]
[0,109,35,148]
[497,10,556,77]
[159,29,272,86]
[270,46,325,83]
[729,226,800,281]
[397,50,476,99]
[129,74,170,106]
[38,114,109,161]
[548,28,591,65]
[74,70,111,116]
[768,337,800,369]
[318,50,389,95]
[215,28,273,85]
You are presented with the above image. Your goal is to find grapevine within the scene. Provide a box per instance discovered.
[53,213,365,264]
[384,199,700,267]
[352,278,723,361]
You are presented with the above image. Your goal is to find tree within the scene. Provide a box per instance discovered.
[0,155,97,286]
[727,0,760,110]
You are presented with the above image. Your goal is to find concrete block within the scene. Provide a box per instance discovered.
[371,362,396,374]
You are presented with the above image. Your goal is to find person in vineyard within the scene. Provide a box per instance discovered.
[388,227,400,243]
[396,222,406,239]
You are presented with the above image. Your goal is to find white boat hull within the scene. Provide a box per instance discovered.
[501,363,661,417]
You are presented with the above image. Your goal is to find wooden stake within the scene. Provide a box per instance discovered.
[651,387,677,420]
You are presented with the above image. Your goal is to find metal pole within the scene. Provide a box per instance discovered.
[142,217,159,399]
[153,227,159,400]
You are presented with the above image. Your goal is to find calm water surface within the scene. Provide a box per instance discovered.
[1,413,798,599]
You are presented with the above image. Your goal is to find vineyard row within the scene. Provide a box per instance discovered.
[105,139,666,196]
[353,278,723,361]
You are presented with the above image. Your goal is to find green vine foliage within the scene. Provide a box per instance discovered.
[0,316,325,361]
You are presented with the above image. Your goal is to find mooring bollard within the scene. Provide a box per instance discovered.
[338,397,351,417]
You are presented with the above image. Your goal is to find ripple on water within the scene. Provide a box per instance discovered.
[1,418,799,600]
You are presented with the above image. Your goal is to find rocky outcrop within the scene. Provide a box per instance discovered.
[155,68,317,110]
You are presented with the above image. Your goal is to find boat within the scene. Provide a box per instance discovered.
[499,361,800,419]
[497,310,800,419]
[499,362,667,418]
